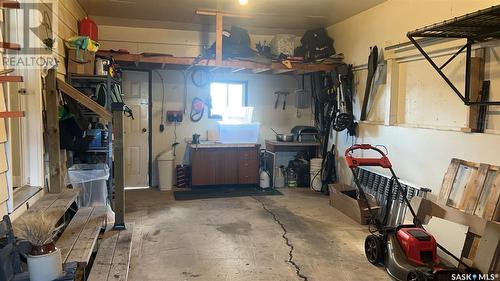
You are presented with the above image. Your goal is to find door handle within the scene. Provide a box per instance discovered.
[142,128,147,133]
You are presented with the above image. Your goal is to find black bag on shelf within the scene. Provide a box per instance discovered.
[299,28,335,61]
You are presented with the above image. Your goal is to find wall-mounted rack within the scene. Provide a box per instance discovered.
[407,5,500,106]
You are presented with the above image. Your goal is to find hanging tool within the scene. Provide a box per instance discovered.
[274,91,290,110]
[360,46,378,121]
[155,70,167,132]
[333,65,354,132]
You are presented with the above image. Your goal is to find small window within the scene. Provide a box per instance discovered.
[209,82,247,119]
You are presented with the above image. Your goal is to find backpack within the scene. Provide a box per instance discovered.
[299,28,335,61]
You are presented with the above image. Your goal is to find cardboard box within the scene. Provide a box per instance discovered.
[329,183,380,225]
[67,49,95,75]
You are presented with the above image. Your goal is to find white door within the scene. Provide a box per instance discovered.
[122,71,149,188]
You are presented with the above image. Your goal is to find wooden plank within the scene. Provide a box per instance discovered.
[13,189,78,228]
[56,207,93,263]
[0,148,7,174]
[0,173,8,204]
[95,52,340,74]
[465,54,485,132]
[411,196,487,236]
[215,13,223,65]
[481,171,500,221]
[44,189,79,227]
[459,164,489,214]
[66,206,106,266]
[107,224,134,281]
[113,110,125,228]
[272,68,295,75]
[46,69,63,193]
[252,68,271,74]
[87,230,120,281]
[438,158,461,205]
[0,76,23,83]
[0,111,24,118]
[0,42,20,50]
[195,9,252,18]
[474,221,500,273]
[57,79,112,122]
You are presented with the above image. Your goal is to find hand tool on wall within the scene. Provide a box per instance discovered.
[274,91,290,110]
[360,46,378,121]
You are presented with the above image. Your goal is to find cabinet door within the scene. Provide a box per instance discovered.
[215,149,239,185]
[191,148,217,185]
[238,147,259,184]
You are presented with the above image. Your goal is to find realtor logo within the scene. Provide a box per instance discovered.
[451,274,499,281]
[2,0,58,69]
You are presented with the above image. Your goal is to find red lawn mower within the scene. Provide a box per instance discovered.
[344,144,479,281]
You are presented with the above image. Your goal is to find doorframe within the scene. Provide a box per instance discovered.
[122,68,153,188]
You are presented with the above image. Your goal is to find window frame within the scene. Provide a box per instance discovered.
[208,81,248,119]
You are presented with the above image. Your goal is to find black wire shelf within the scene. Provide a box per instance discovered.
[407,5,500,106]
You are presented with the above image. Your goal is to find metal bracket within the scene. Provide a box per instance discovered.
[406,4,500,106]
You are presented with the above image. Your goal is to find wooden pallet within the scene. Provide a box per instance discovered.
[56,206,107,266]
[13,188,79,228]
[87,224,134,281]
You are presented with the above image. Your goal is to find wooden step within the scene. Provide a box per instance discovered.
[87,224,134,281]
[58,206,107,266]
[13,188,79,228]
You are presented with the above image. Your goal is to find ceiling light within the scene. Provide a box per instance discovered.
[239,0,248,5]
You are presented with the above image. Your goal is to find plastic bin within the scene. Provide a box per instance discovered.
[158,150,175,191]
[65,164,110,207]
[217,121,260,144]
[271,34,296,56]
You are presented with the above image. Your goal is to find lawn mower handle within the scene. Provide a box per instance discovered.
[345,144,392,168]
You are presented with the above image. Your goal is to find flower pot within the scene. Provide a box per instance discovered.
[27,247,63,281]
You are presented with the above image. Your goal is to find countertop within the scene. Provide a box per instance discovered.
[189,142,259,149]
[265,140,320,146]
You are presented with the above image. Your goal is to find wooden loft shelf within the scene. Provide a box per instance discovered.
[96,51,342,74]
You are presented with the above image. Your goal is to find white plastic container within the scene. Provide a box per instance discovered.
[310,158,323,191]
[158,150,175,191]
[27,248,63,281]
[222,107,254,123]
[217,121,260,144]
[65,164,110,207]
[271,34,296,56]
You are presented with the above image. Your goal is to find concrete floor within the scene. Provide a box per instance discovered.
[125,188,389,281]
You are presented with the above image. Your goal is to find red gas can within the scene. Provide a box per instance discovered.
[79,17,98,41]
[396,227,439,265]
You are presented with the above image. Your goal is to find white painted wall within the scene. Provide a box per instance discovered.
[327,0,500,200]
[150,70,312,187]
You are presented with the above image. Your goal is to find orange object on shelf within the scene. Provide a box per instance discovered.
[0,111,25,118]
[79,16,98,41]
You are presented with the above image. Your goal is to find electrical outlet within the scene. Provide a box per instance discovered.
[167,111,183,123]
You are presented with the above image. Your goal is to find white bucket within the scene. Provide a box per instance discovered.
[310,158,322,191]
[27,248,63,281]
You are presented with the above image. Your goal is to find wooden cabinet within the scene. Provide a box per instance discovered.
[191,145,260,186]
